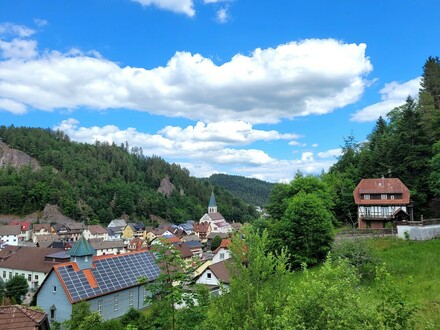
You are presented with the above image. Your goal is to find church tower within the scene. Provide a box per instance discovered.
[69,236,95,270]
[208,191,217,214]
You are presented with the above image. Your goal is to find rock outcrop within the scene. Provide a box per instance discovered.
[0,141,40,171]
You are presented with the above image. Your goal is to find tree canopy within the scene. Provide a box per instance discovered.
[0,126,257,224]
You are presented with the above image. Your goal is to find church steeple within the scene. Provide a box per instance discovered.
[69,236,95,270]
[208,191,217,214]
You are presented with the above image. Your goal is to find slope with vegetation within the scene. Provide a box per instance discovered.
[0,126,257,224]
[205,173,274,207]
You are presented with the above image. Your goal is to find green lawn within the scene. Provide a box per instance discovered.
[366,237,440,329]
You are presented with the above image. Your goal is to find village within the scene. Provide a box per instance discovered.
[0,191,241,327]
[0,178,440,328]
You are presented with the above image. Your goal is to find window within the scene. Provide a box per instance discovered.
[50,307,56,320]
[381,194,387,200]
[207,272,212,279]
[98,300,103,315]
[363,194,370,200]
[9,272,12,279]
[2,271,5,278]
[28,274,31,281]
[114,295,119,311]
[391,195,395,200]
[35,275,39,281]
[220,253,225,260]
[53,286,57,293]
[129,291,133,307]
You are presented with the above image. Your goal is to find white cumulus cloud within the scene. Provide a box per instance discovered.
[0,30,373,124]
[216,7,229,23]
[53,118,338,181]
[131,0,195,16]
[0,23,35,37]
[351,77,421,122]
[317,148,342,159]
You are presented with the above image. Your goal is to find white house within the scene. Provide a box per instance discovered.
[83,225,109,241]
[10,221,32,242]
[89,239,126,256]
[0,225,21,246]
[212,239,231,264]
[195,260,231,296]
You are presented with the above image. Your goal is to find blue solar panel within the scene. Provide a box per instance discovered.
[56,251,160,302]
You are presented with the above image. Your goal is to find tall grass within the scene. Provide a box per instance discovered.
[366,237,440,329]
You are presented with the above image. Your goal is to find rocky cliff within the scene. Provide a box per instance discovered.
[0,141,40,171]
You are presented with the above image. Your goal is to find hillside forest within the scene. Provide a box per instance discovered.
[0,127,257,224]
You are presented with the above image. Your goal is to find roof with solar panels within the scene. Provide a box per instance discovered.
[39,237,161,303]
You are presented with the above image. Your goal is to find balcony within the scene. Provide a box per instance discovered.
[359,212,394,220]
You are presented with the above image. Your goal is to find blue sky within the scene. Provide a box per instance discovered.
[0,0,439,182]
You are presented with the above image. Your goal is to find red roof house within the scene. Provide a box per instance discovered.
[353,178,412,229]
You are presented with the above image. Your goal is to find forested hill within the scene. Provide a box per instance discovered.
[0,126,257,224]
[204,173,274,207]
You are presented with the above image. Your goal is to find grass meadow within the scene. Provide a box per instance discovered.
[366,237,440,329]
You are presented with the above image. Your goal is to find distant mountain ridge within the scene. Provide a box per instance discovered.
[205,173,274,207]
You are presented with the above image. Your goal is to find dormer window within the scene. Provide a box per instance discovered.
[363,194,370,200]
[381,194,387,200]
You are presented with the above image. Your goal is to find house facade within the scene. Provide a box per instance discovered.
[53,223,85,242]
[10,221,32,241]
[353,178,413,229]
[32,224,55,244]
[89,239,126,256]
[36,237,160,324]
[212,239,231,264]
[122,223,146,240]
[195,260,230,296]
[83,225,109,241]
[0,225,21,246]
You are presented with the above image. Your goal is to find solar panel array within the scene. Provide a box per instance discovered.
[56,252,161,302]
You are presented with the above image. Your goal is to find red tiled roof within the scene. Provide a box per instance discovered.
[163,236,180,244]
[194,222,210,233]
[353,178,410,205]
[0,305,49,329]
[10,221,31,231]
[213,239,231,254]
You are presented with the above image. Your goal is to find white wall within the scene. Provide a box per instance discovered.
[397,225,440,240]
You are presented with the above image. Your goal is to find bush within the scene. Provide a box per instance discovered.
[330,237,379,280]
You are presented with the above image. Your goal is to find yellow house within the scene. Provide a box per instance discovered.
[121,223,146,240]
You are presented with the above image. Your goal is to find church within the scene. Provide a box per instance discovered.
[199,192,233,233]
